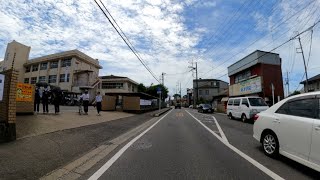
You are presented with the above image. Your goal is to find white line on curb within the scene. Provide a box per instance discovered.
[88,109,173,180]
[212,116,229,144]
[185,110,284,180]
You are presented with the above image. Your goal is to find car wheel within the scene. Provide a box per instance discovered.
[228,113,233,120]
[262,132,279,158]
[241,114,247,123]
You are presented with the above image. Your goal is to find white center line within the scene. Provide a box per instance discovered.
[88,109,173,180]
[212,116,229,144]
[185,110,284,180]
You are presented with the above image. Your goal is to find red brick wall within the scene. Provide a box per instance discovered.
[0,69,18,142]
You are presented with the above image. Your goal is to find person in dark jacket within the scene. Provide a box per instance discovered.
[53,91,62,114]
[42,85,50,114]
[34,86,40,113]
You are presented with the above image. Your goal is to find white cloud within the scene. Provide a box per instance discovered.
[0,0,207,95]
[2,0,319,96]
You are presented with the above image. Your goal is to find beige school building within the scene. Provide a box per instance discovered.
[0,40,102,101]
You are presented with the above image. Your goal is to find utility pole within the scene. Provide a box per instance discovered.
[297,36,309,92]
[188,62,198,107]
[286,71,289,97]
[196,62,198,105]
[179,82,181,98]
[161,72,166,86]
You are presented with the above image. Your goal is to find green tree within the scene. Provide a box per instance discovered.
[146,84,169,101]
[138,83,147,93]
[173,94,181,99]
[289,90,301,97]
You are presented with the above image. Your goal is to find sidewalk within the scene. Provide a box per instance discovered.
[16,105,134,138]
[0,110,159,180]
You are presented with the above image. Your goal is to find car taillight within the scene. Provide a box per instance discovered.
[253,114,259,121]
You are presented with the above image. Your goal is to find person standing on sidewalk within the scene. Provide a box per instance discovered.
[95,92,102,116]
[34,86,40,113]
[53,91,62,114]
[80,90,90,115]
[42,85,50,114]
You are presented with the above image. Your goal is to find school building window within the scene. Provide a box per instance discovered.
[32,64,38,72]
[40,62,48,70]
[31,77,37,84]
[60,74,70,82]
[50,61,58,69]
[61,58,72,67]
[39,76,46,82]
[24,78,29,84]
[48,75,57,83]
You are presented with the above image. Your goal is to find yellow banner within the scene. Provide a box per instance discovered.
[16,83,33,102]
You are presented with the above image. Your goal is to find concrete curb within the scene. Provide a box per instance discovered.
[153,107,172,117]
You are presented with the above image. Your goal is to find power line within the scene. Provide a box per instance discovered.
[200,0,317,77]
[99,0,149,67]
[196,21,320,89]
[94,0,161,84]
[185,0,255,69]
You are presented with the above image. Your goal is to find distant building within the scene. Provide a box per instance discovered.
[99,75,139,95]
[300,74,320,92]
[1,40,102,101]
[193,79,229,104]
[228,50,284,104]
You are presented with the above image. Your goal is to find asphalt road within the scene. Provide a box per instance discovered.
[89,109,273,180]
[189,109,320,180]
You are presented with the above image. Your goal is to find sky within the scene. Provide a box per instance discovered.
[0,0,320,96]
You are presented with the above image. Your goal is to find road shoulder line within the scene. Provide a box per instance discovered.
[185,110,284,180]
[88,109,173,180]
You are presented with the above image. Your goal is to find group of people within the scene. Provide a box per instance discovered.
[79,90,102,115]
[34,86,103,115]
[34,85,62,114]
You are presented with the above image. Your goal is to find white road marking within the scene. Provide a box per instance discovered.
[88,109,173,180]
[212,116,229,144]
[185,110,284,180]
[215,112,227,116]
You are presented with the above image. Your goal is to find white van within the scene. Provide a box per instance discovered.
[227,97,269,122]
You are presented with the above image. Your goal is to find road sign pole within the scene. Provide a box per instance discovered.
[159,92,161,113]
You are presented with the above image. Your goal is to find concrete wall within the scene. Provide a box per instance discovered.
[0,69,18,142]
[123,96,140,111]
[1,41,31,82]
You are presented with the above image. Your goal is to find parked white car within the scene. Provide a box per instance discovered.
[227,97,269,122]
[253,92,320,172]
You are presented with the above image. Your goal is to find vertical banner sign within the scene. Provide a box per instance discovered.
[0,74,4,101]
[16,83,33,102]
